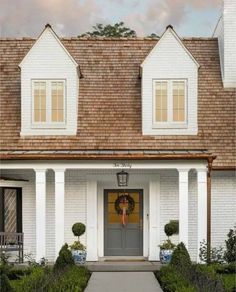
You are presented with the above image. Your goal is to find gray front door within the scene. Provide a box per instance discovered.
[104,190,143,256]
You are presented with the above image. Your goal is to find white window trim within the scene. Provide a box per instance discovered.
[152,79,188,129]
[31,79,67,129]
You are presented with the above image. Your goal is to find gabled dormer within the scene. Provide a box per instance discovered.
[19,24,78,136]
[141,25,199,136]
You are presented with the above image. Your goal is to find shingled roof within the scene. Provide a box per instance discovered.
[0,37,235,168]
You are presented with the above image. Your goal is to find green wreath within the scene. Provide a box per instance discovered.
[115,194,135,216]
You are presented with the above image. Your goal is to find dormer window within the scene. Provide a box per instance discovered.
[19,24,78,136]
[32,80,66,127]
[141,26,199,135]
[153,79,187,128]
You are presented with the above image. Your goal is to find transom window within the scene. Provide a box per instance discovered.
[153,80,187,126]
[32,80,66,125]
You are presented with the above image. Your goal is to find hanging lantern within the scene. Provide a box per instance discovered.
[116,170,129,187]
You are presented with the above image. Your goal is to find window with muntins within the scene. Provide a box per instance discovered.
[32,80,65,127]
[153,79,187,128]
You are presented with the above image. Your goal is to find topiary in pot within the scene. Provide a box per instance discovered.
[72,223,86,241]
[70,222,87,264]
[159,220,179,264]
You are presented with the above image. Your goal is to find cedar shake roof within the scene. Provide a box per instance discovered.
[0,37,235,168]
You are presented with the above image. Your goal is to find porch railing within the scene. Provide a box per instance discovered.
[0,232,24,263]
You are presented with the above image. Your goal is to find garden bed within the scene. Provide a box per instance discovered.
[1,243,91,292]
[10,265,90,292]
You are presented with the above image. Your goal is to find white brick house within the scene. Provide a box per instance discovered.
[0,0,235,263]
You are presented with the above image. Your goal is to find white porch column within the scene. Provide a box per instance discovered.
[178,169,189,248]
[197,169,207,262]
[149,175,160,261]
[54,169,65,259]
[35,169,46,262]
[86,179,98,261]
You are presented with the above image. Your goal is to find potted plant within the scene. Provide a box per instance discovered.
[70,222,86,264]
[159,220,179,264]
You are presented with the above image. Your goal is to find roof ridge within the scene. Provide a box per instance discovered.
[0,36,217,41]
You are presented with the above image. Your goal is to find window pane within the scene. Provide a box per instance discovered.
[58,110,64,122]
[172,81,185,122]
[34,110,40,122]
[51,82,64,123]
[155,81,168,122]
[41,110,46,122]
[34,82,46,122]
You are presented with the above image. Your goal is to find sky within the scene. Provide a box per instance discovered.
[0,0,222,38]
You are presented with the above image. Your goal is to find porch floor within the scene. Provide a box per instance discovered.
[85,261,162,272]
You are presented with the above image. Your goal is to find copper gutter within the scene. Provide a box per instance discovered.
[0,153,216,161]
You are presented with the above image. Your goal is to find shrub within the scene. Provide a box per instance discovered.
[53,243,75,273]
[193,264,225,292]
[156,265,196,292]
[164,220,179,238]
[72,222,86,240]
[199,240,225,264]
[170,242,191,271]
[0,273,13,292]
[49,266,90,292]
[215,262,236,274]
[11,266,46,292]
[224,227,236,263]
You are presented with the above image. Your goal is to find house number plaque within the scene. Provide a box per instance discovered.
[113,163,132,168]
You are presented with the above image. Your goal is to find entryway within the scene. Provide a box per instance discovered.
[104,190,143,256]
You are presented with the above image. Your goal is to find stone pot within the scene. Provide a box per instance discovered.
[71,249,87,264]
[160,249,174,264]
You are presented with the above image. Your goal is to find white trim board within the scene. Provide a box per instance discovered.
[0,160,208,170]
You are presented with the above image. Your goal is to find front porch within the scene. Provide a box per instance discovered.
[0,159,209,263]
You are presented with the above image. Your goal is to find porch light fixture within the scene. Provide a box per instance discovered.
[116,170,129,187]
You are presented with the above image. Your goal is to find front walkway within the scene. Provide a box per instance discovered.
[85,272,163,292]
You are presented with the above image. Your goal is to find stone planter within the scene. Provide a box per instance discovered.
[160,249,174,264]
[71,249,87,264]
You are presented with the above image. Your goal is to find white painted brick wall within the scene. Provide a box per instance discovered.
[141,29,198,135]
[64,170,87,250]
[211,171,236,249]
[160,170,179,245]
[20,27,78,135]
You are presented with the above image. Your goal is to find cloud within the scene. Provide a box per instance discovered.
[124,0,221,36]
[0,0,103,37]
[0,0,221,37]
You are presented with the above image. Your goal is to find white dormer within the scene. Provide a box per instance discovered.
[141,26,199,136]
[214,0,236,88]
[19,24,78,136]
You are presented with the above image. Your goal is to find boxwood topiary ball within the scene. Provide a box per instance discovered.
[72,222,86,237]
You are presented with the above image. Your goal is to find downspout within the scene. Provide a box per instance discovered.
[207,156,215,263]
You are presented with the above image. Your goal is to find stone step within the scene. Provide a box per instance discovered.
[85,261,162,272]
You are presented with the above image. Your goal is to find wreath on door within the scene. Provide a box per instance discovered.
[114,194,135,216]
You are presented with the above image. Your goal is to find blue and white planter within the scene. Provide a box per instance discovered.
[160,249,174,264]
[71,249,87,264]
